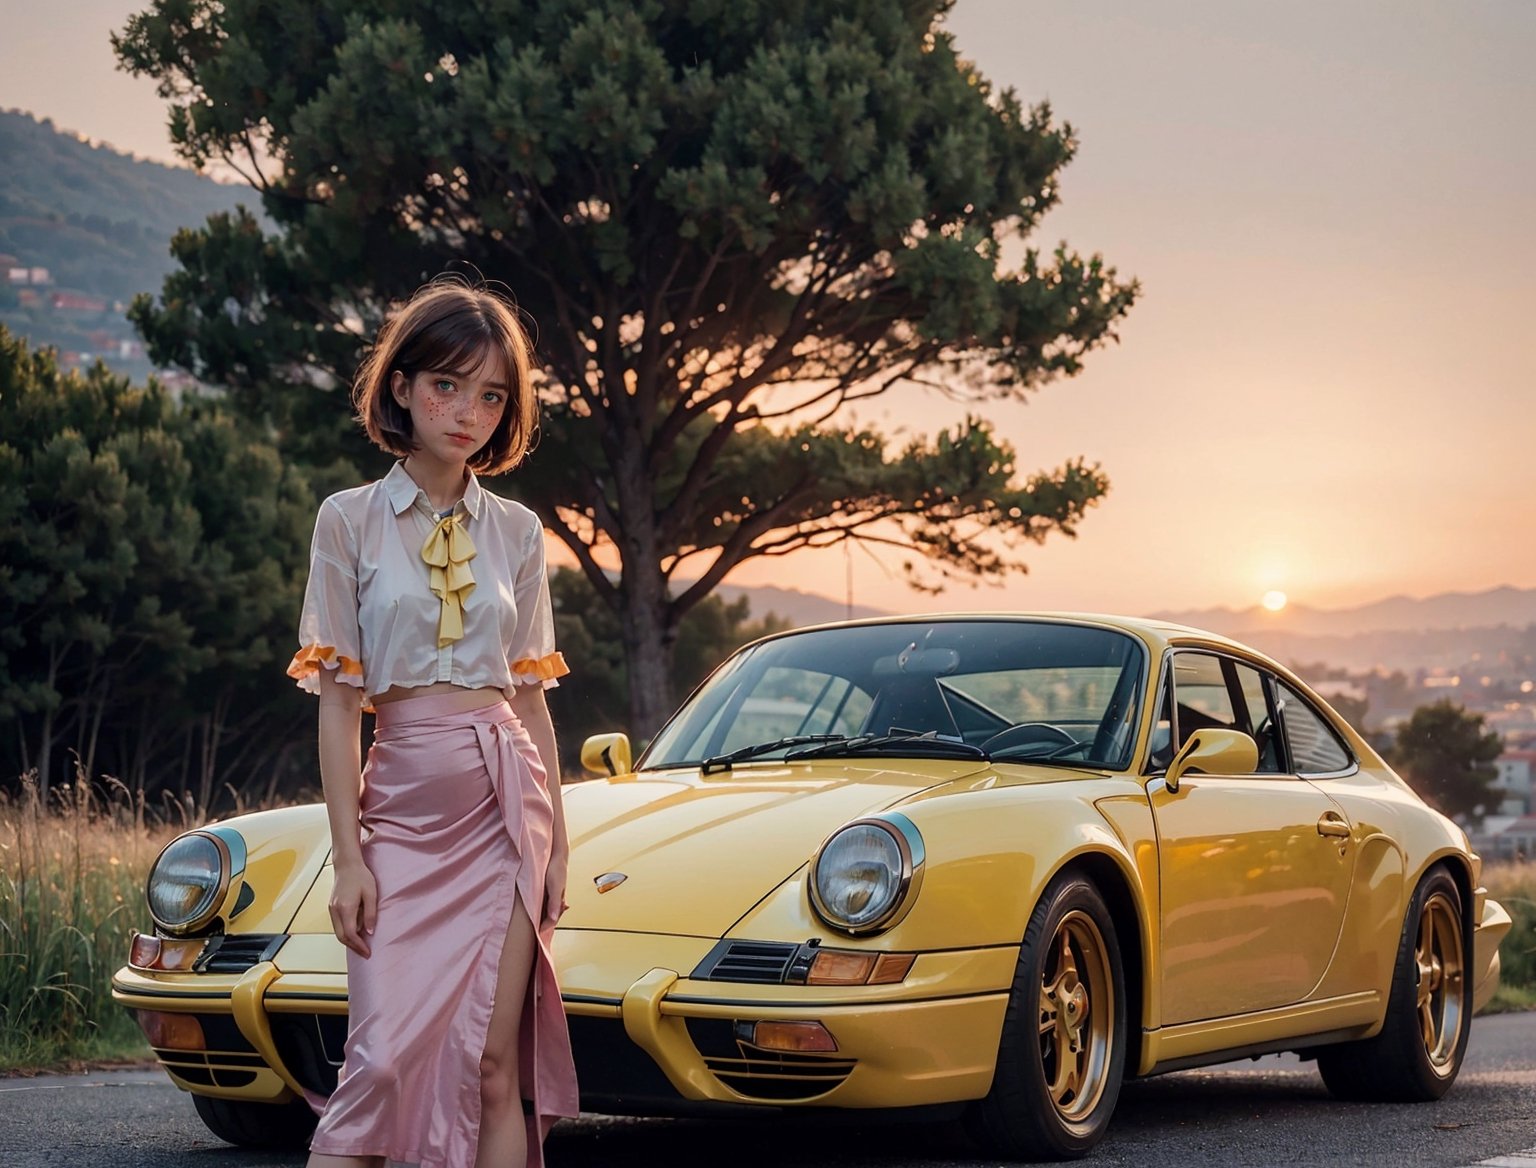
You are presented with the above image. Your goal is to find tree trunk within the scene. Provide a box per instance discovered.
[609,427,681,742]
[617,565,679,743]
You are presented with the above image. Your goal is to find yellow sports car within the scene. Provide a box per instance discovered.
[113,614,1511,1160]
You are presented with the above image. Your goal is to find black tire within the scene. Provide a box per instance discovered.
[1317,866,1470,1102]
[971,872,1127,1161]
[192,1092,318,1150]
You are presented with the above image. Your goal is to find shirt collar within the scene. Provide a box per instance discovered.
[382,461,484,520]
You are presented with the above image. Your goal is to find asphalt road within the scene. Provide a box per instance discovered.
[5,1013,1536,1168]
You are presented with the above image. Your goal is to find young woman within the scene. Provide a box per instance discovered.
[287,279,578,1168]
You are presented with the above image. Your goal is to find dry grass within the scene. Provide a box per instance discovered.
[0,774,180,1070]
[1483,861,1536,1014]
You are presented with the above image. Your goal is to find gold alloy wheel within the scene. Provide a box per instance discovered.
[1415,889,1465,1070]
[1037,908,1115,1121]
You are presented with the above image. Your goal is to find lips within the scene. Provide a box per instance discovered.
[447,432,475,443]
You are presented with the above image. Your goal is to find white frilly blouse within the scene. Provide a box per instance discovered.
[288,461,568,700]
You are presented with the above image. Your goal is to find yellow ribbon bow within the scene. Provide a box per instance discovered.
[421,512,477,647]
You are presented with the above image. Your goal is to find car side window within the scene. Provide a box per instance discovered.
[1149,675,1175,770]
[1275,681,1353,774]
[1233,662,1283,773]
[1171,652,1238,745]
[1168,652,1282,773]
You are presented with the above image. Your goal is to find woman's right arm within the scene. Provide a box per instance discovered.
[318,667,376,957]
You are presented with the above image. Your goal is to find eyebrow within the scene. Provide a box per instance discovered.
[432,369,511,390]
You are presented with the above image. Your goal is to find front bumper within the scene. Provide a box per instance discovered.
[113,928,1016,1112]
[1473,894,1513,1013]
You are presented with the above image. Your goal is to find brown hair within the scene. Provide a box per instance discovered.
[353,277,538,474]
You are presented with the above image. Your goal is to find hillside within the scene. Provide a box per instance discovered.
[1154,585,1536,640]
[0,109,257,302]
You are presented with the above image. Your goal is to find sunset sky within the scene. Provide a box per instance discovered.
[4,1,1534,617]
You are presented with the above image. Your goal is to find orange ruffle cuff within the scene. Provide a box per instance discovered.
[287,643,366,694]
[511,651,571,687]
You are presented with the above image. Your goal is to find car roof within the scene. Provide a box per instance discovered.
[761,611,1262,658]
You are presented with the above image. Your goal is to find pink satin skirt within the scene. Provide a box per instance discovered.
[307,693,578,1168]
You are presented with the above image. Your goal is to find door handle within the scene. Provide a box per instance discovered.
[1316,811,1351,839]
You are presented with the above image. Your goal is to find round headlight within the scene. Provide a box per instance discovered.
[147,832,229,934]
[810,816,924,935]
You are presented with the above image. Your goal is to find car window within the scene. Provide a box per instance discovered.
[1168,652,1282,773]
[1149,676,1175,770]
[1233,662,1283,773]
[1275,681,1353,774]
[643,621,1147,770]
[711,667,872,755]
[1171,652,1238,741]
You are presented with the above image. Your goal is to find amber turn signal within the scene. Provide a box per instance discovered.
[804,948,916,986]
[750,1020,839,1053]
[133,1009,206,1051]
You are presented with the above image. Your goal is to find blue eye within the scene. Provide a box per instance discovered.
[435,379,455,393]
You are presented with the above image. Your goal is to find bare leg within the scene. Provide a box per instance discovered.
[475,895,539,1168]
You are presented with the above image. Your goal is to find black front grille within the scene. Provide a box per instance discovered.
[196,933,286,973]
[692,940,799,984]
[270,1013,348,1097]
[685,1018,856,1101]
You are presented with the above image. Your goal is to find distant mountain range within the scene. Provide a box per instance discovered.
[713,583,1536,676]
[1153,586,1536,639]
[712,584,887,628]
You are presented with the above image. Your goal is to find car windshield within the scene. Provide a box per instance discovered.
[642,620,1147,772]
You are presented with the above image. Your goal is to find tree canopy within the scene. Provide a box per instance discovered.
[117,0,1137,733]
[0,325,317,802]
[1389,700,1502,822]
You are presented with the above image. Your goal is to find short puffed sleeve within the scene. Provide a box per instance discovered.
[507,520,569,689]
[286,500,366,694]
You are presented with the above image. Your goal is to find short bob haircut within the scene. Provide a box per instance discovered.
[353,277,538,475]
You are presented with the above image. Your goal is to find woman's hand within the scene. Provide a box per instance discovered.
[330,857,378,958]
[543,843,569,929]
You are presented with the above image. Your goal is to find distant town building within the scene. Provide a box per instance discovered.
[5,266,54,285]
[1479,814,1536,862]
[50,290,108,312]
[1494,750,1536,817]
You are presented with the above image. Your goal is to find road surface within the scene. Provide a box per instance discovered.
[4,1013,1536,1167]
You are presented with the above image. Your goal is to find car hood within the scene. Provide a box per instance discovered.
[560,759,990,937]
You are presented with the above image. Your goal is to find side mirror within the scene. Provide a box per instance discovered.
[1164,728,1258,793]
[580,732,633,777]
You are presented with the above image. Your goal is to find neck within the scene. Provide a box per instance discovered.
[401,454,469,513]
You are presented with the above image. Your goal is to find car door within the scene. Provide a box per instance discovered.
[1148,650,1357,1025]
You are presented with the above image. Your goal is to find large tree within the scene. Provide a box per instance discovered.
[1390,700,1502,823]
[116,0,1137,734]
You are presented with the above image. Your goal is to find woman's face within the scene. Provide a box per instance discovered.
[391,348,511,468]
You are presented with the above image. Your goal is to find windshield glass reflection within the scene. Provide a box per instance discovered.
[642,620,1147,772]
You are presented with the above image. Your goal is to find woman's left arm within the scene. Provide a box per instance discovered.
[509,683,567,926]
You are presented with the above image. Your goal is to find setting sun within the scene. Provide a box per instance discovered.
[1262,590,1288,612]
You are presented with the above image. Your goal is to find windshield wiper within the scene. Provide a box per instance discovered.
[700,735,849,774]
[786,731,990,763]
[991,739,1095,766]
